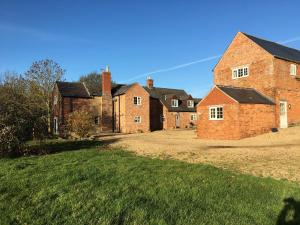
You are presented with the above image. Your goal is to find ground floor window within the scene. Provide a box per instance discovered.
[134,116,141,123]
[209,106,223,120]
[191,114,197,121]
[53,117,59,134]
[95,116,100,125]
[160,114,165,123]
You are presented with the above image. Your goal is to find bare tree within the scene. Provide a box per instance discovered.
[25,59,65,132]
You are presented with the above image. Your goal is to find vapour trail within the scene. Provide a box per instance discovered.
[122,35,300,83]
[122,54,221,82]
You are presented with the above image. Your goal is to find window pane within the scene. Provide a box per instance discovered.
[244,68,248,76]
[210,108,216,118]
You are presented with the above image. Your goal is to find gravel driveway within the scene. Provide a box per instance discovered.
[101,127,300,184]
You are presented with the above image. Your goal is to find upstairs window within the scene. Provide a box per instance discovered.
[134,116,141,123]
[290,64,297,76]
[187,100,194,108]
[133,97,142,105]
[232,66,249,79]
[171,99,179,107]
[209,106,223,120]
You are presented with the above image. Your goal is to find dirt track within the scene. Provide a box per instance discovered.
[102,127,300,184]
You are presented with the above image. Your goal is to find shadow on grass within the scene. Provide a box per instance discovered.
[276,197,300,225]
[26,138,120,156]
[207,143,300,150]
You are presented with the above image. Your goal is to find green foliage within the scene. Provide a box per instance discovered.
[0,147,299,224]
[66,110,94,139]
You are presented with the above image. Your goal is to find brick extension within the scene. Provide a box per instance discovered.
[197,32,300,140]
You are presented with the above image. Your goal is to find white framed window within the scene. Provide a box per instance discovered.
[191,114,197,121]
[94,116,100,125]
[54,96,58,105]
[187,100,194,108]
[134,116,141,123]
[232,66,249,79]
[209,106,224,120]
[133,97,142,105]
[290,64,297,76]
[171,99,179,107]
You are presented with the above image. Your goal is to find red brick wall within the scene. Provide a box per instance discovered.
[214,32,276,98]
[124,84,150,133]
[163,107,197,129]
[197,103,240,140]
[238,104,276,138]
[273,58,300,126]
[197,87,276,140]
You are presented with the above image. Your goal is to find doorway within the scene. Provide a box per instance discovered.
[279,101,288,128]
[175,113,180,128]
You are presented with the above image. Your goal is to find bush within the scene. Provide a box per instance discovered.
[0,124,24,157]
[66,110,93,139]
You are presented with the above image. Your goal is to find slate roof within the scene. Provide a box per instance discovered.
[243,32,300,63]
[56,81,91,98]
[217,85,275,105]
[144,87,197,112]
[112,84,135,96]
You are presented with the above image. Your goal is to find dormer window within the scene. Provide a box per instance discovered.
[290,64,297,76]
[232,66,249,79]
[171,99,178,107]
[187,100,194,108]
[133,96,141,105]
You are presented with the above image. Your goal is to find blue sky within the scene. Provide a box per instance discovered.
[1,0,300,97]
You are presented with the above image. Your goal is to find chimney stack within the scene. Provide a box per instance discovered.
[147,76,154,89]
[101,65,112,132]
[102,65,111,96]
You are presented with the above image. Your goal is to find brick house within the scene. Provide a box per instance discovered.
[197,32,300,140]
[52,68,199,135]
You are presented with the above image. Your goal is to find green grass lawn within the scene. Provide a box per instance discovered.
[0,142,299,225]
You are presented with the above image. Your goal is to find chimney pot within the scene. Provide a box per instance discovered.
[147,76,154,89]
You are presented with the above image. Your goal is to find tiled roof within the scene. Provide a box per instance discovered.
[217,85,275,105]
[112,84,135,96]
[243,32,300,63]
[56,82,91,98]
[144,86,197,112]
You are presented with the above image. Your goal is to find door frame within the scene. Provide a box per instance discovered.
[279,101,288,128]
[175,113,180,128]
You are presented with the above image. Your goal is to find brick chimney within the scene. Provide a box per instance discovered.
[147,76,154,89]
[102,65,112,96]
[101,65,112,132]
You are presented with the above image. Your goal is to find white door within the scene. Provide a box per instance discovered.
[279,101,288,128]
[175,113,180,128]
[54,117,59,134]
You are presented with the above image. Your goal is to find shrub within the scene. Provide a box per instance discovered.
[66,110,93,139]
[0,124,24,157]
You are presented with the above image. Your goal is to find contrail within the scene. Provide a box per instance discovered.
[278,37,300,44]
[122,54,221,82]
[122,35,300,83]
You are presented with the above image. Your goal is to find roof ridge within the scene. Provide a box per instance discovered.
[242,32,300,53]
[216,85,255,91]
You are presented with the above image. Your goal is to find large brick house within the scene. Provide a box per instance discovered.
[52,68,199,135]
[197,32,300,140]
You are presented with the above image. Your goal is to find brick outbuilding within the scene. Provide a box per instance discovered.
[197,85,275,140]
[197,32,300,139]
